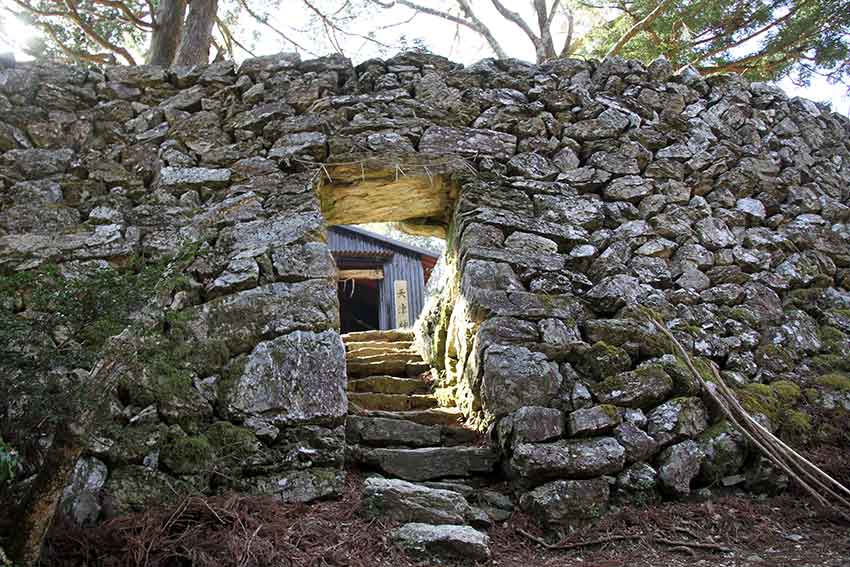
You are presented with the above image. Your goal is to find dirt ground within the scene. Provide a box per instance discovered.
[43,463,850,567]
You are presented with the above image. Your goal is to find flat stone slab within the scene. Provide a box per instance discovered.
[391,523,491,561]
[359,408,463,427]
[342,329,414,343]
[348,392,438,412]
[347,359,429,378]
[361,477,476,525]
[355,446,498,481]
[347,375,430,395]
[346,416,441,447]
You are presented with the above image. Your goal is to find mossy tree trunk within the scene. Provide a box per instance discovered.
[5,422,84,566]
[6,359,124,566]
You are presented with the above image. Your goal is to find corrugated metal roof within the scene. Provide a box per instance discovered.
[330,226,440,259]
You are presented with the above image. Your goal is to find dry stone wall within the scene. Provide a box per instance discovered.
[1,50,849,527]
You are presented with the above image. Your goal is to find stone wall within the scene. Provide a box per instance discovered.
[1,50,849,526]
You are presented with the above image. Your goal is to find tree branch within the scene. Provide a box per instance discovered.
[302,0,393,51]
[686,2,808,69]
[217,16,255,57]
[236,0,316,55]
[533,0,556,59]
[489,0,544,61]
[36,19,117,64]
[62,0,137,64]
[369,0,507,59]
[91,0,154,30]
[560,6,574,57]
[605,0,674,59]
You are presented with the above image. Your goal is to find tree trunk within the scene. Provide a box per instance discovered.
[5,423,85,566]
[175,0,218,67]
[5,357,123,566]
[148,0,188,66]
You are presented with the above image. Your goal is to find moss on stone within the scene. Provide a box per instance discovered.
[819,326,848,353]
[755,344,795,373]
[780,410,813,444]
[810,354,850,375]
[599,404,621,419]
[815,373,850,392]
[723,306,761,327]
[577,341,631,380]
[161,433,213,475]
[736,383,781,425]
[771,380,801,404]
[206,421,259,469]
[804,387,820,404]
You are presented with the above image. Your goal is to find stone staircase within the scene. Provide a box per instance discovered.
[343,330,508,560]
[344,329,498,482]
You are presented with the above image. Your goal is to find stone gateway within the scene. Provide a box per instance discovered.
[1,50,848,533]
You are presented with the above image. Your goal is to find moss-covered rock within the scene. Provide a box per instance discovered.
[771,380,802,404]
[698,421,747,483]
[575,341,632,380]
[815,373,850,392]
[591,366,673,409]
[779,410,813,445]
[95,421,168,466]
[737,383,781,426]
[160,431,214,475]
[819,325,849,356]
[104,465,208,516]
[754,344,796,374]
[205,420,262,474]
[656,354,707,396]
[809,355,850,375]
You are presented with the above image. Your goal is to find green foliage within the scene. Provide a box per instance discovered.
[0,438,19,485]
[0,259,166,476]
[815,373,850,391]
[771,380,802,404]
[579,0,850,91]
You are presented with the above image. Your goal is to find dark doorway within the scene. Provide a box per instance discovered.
[338,278,380,333]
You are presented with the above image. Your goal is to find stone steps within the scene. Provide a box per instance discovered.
[345,339,414,352]
[357,407,465,427]
[347,359,430,378]
[345,345,418,360]
[347,416,481,448]
[342,329,415,343]
[348,375,431,395]
[348,392,439,412]
[345,332,504,561]
[350,446,499,482]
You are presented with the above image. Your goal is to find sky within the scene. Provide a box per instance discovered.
[0,1,847,116]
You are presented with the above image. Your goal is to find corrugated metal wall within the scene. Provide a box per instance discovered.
[329,227,427,330]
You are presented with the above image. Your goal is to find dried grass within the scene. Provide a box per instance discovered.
[45,473,415,567]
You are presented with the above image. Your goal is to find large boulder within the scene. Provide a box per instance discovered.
[481,344,562,417]
[510,437,625,481]
[657,440,704,497]
[361,477,481,526]
[391,523,491,561]
[223,330,347,424]
[519,478,609,527]
[590,367,673,409]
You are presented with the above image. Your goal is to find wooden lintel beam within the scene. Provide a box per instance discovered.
[338,268,384,280]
